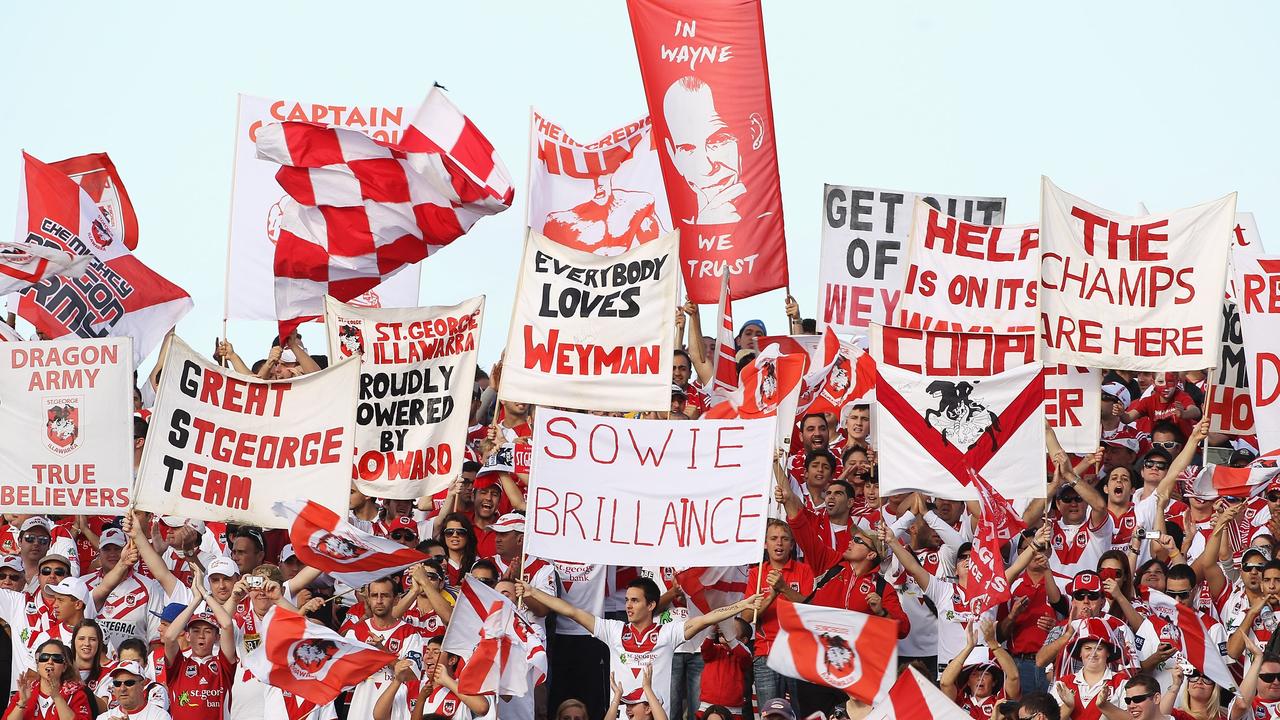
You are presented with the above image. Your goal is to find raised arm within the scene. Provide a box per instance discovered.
[515,579,596,634]
[879,523,932,592]
[939,625,977,700]
[125,512,183,598]
[685,593,764,640]
[682,301,713,386]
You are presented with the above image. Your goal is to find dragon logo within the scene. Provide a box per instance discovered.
[89,216,113,250]
[337,323,364,357]
[307,531,374,564]
[924,380,1001,452]
[816,632,861,688]
[44,397,82,455]
[289,639,340,680]
[753,358,779,412]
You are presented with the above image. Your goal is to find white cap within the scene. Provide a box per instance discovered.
[19,517,52,534]
[207,556,239,578]
[109,660,150,680]
[98,528,127,548]
[1101,382,1131,408]
[1102,437,1139,454]
[159,516,207,534]
[0,555,22,573]
[48,578,96,619]
[279,544,296,563]
[491,513,526,534]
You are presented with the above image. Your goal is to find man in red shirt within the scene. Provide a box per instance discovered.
[163,569,237,720]
[742,519,814,708]
[1120,372,1201,438]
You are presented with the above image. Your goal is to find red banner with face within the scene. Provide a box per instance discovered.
[627,0,788,304]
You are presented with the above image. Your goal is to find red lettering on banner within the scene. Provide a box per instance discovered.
[686,427,700,469]
[178,463,251,509]
[589,424,619,464]
[1257,353,1280,406]
[879,327,1035,377]
[1241,271,1280,314]
[1112,325,1203,358]
[1045,388,1084,427]
[736,494,763,542]
[1210,387,1254,432]
[523,327,660,376]
[633,502,654,547]
[1040,314,1103,353]
[714,426,744,468]
[627,429,673,466]
[533,487,560,534]
[710,498,732,544]
[658,503,682,546]
[197,371,290,417]
[1072,207,1169,261]
[544,416,577,459]
[923,210,1034,261]
[31,465,96,485]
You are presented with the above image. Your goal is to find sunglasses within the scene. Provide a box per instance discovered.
[1124,692,1154,705]
[21,535,51,546]
[1072,591,1101,601]
[36,653,65,664]
[1261,673,1280,684]
[40,566,67,577]
[443,529,469,538]
[1267,492,1280,503]
[851,536,871,549]
[1187,671,1213,685]
[1245,564,1266,573]
[1222,496,1245,504]
[112,679,139,688]
[1058,495,1083,504]
[1143,461,1169,470]
[390,531,417,542]
[1151,441,1179,450]
[1165,589,1192,599]
[0,572,22,582]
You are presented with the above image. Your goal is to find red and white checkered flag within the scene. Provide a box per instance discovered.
[257,86,514,339]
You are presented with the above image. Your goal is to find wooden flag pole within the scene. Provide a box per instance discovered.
[1202,369,1215,467]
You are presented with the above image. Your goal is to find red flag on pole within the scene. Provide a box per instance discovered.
[47,153,140,250]
[273,500,428,589]
[710,269,737,403]
[626,0,789,303]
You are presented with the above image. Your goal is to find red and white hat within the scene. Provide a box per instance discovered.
[0,556,21,573]
[109,660,151,680]
[1068,570,1101,595]
[99,528,127,548]
[1101,382,1131,408]
[382,516,418,537]
[1102,437,1139,454]
[1071,617,1121,659]
[491,513,525,534]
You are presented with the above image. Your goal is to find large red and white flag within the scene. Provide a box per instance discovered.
[256,86,514,339]
[874,357,1045,500]
[1189,463,1280,500]
[626,0,789,303]
[527,110,670,256]
[1176,603,1235,690]
[1039,177,1236,370]
[243,604,397,705]
[767,599,898,704]
[705,344,806,450]
[14,153,192,365]
[796,329,876,418]
[273,500,428,588]
[862,667,972,720]
[47,153,140,250]
[442,577,547,696]
[710,269,738,403]
[0,240,91,296]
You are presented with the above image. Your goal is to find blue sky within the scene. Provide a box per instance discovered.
[3,1,1275,370]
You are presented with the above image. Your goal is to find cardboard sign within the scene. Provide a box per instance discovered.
[501,229,678,411]
[0,338,132,513]
[135,337,358,528]
[819,185,1005,338]
[325,296,483,499]
[525,410,773,566]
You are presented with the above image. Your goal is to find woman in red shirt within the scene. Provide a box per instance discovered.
[4,639,93,720]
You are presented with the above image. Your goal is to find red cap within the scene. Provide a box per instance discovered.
[1068,570,1101,595]
[382,517,418,536]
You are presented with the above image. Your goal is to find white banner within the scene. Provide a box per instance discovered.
[899,199,1038,332]
[1208,301,1254,435]
[818,185,1005,339]
[1039,177,1236,370]
[325,296,483,499]
[0,338,132,513]
[226,93,420,321]
[527,110,670,256]
[525,410,773,566]
[135,337,358,528]
[1044,365,1101,454]
[1235,256,1280,452]
[500,229,678,411]
[874,359,1045,500]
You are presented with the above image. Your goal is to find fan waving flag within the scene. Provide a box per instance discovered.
[243,605,397,705]
[273,500,428,588]
[0,239,91,295]
[257,86,514,339]
[863,667,972,720]
[443,577,547,696]
[15,153,192,365]
[767,599,898,704]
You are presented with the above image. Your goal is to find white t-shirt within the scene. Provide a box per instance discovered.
[343,620,424,720]
[98,704,173,720]
[592,617,687,711]
[86,570,165,649]
[550,562,605,637]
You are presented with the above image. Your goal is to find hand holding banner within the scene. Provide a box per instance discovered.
[525,410,774,566]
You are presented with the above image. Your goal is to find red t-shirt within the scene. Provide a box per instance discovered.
[165,652,236,720]
[745,560,815,657]
[3,679,92,720]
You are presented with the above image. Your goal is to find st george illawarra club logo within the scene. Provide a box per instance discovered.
[815,630,862,688]
[336,322,364,358]
[306,529,378,566]
[288,639,341,680]
[924,380,1002,452]
[44,397,83,455]
[753,357,780,412]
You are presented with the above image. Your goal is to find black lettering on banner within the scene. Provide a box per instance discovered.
[1218,302,1249,388]
[357,366,457,451]
[22,220,133,337]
